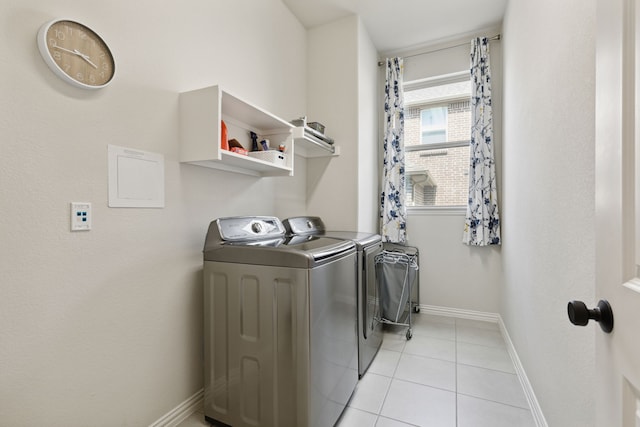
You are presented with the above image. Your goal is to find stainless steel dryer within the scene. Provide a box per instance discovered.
[202,216,358,427]
[283,216,383,378]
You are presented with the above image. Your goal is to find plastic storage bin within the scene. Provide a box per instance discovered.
[247,150,287,167]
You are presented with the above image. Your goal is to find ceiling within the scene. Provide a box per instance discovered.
[281,0,508,53]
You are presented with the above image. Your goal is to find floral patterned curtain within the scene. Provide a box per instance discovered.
[463,37,501,246]
[380,57,407,244]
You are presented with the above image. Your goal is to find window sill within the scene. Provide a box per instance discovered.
[407,206,466,216]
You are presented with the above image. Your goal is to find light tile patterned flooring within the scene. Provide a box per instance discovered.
[178,314,536,427]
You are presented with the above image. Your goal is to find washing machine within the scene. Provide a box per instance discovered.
[283,216,383,378]
[202,216,358,427]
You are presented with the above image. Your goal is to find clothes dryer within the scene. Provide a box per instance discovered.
[283,216,383,378]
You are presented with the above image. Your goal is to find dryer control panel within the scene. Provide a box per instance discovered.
[283,216,325,235]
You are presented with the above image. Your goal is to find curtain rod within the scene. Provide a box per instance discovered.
[377,34,501,66]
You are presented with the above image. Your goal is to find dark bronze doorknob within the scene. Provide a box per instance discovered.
[567,300,614,333]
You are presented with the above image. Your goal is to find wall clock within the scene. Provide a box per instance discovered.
[37,19,115,90]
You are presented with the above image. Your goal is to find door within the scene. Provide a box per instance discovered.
[595,0,640,425]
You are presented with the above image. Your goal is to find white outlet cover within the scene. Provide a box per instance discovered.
[71,202,91,231]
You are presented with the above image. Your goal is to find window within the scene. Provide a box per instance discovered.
[404,76,471,208]
[421,106,447,144]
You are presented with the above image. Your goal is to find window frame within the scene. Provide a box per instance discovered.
[403,71,470,214]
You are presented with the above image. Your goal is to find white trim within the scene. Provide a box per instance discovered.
[497,317,549,427]
[419,305,549,427]
[407,206,466,216]
[403,71,469,91]
[623,277,640,294]
[149,389,203,427]
[406,93,470,108]
[404,85,470,107]
[405,139,470,151]
[420,304,499,323]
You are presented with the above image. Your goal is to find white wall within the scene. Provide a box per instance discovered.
[306,15,361,231]
[407,213,503,313]
[501,0,596,425]
[305,15,381,234]
[0,1,307,425]
[357,20,380,233]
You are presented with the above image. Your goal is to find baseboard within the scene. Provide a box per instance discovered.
[149,389,203,427]
[419,304,500,323]
[419,304,548,427]
[496,317,549,427]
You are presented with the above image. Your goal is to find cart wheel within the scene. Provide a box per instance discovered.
[406,328,413,340]
[413,305,420,313]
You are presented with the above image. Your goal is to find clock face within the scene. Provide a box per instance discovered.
[38,20,115,89]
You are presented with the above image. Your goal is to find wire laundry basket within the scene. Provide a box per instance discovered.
[375,249,419,339]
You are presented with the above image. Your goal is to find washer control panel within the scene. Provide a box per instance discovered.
[216,216,285,241]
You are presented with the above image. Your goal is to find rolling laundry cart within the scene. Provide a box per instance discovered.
[375,244,420,339]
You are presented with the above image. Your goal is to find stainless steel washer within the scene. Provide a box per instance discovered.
[202,216,358,427]
[283,217,383,378]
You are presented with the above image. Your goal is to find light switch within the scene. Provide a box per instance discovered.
[70,202,91,231]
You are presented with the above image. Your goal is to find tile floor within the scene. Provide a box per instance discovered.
[177,313,536,427]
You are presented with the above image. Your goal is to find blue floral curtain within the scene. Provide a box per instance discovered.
[463,38,501,246]
[380,57,407,244]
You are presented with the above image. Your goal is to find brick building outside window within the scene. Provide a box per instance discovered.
[404,79,471,207]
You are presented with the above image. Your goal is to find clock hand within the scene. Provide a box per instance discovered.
[73,49,98,69]
[51,43,98,69]
[51,43,77,55]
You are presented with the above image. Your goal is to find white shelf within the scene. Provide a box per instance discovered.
[179,85,338,177]
[186,152,292,177]
[291,127,340,158]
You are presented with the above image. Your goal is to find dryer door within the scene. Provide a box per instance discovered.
[363,242,383,339]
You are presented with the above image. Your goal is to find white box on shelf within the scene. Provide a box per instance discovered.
[247,150,287,167]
